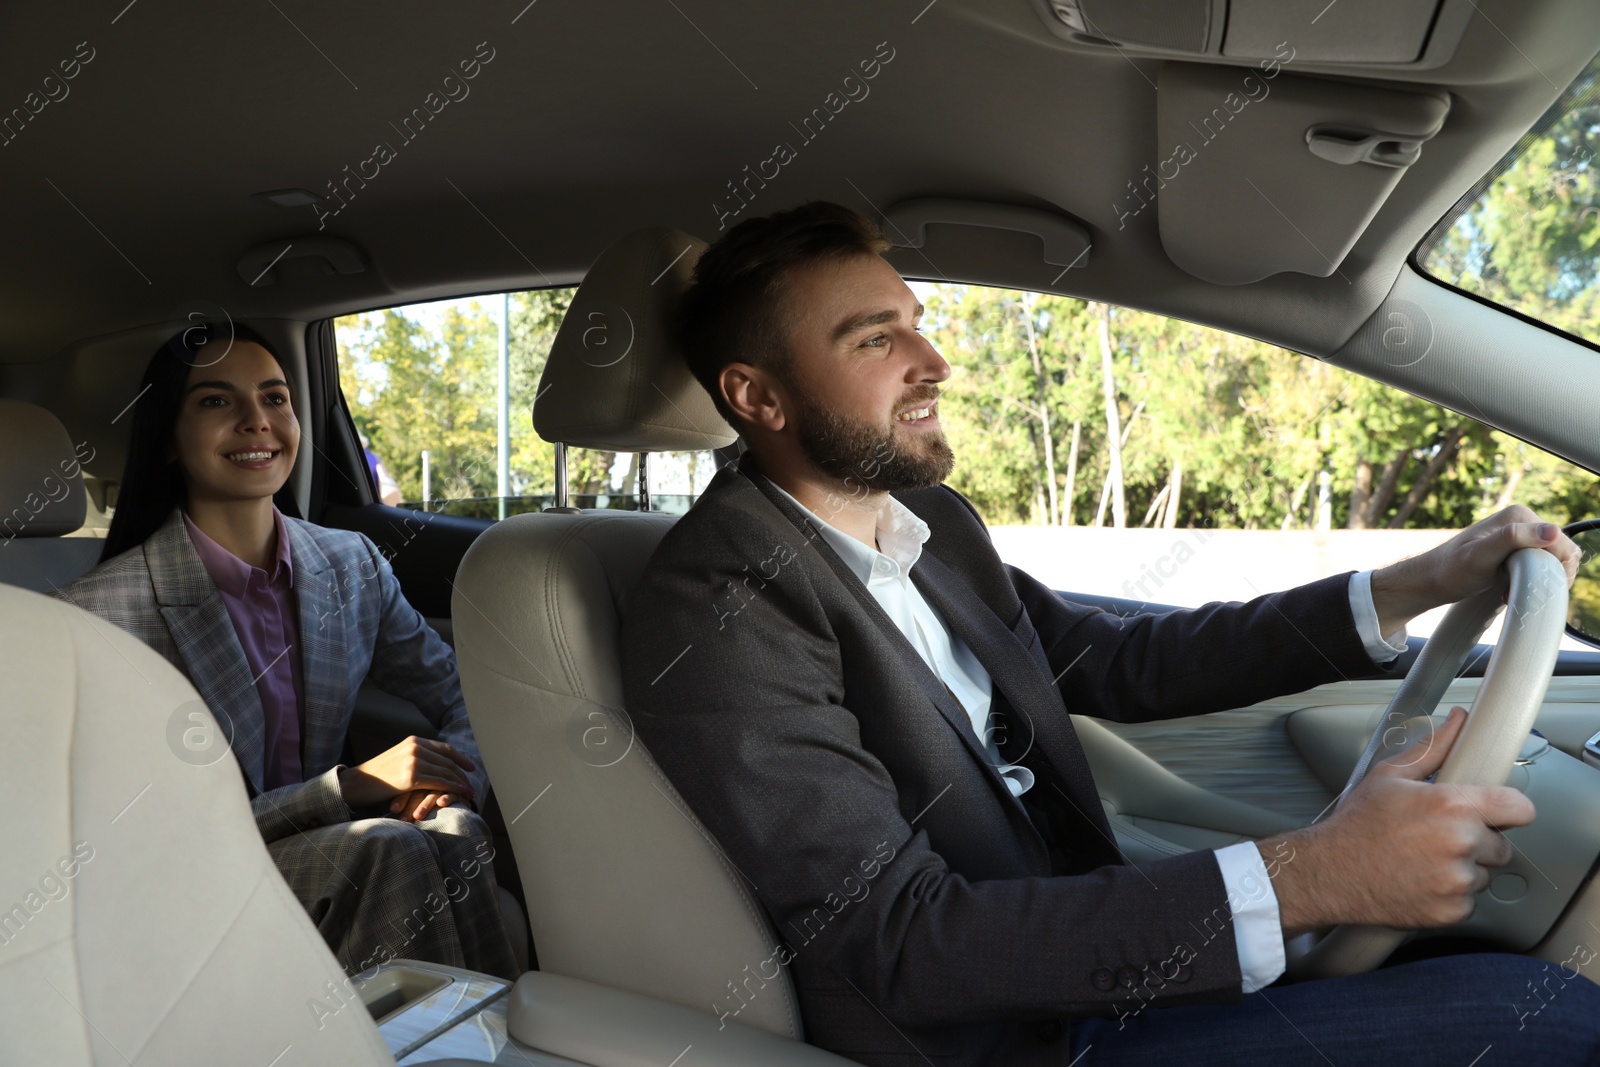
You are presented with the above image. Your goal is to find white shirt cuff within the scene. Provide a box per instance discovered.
[1349,570,1408,664]
[1215,841,1285,993]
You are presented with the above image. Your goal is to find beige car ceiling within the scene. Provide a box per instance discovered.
[0,0,1594,383]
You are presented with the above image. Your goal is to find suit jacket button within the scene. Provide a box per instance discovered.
[1037,1020,1063,1042]
[1116,965,1140,989]
[1090,967,1116,992]
[1173,962,1193,984]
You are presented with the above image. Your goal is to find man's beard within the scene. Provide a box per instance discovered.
[789,388,955,492]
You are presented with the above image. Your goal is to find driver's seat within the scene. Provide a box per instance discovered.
[454,229,854,1062]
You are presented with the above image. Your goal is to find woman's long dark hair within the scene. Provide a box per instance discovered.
[100,322,292,562]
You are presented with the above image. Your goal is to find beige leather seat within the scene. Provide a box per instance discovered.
[452,230,857,1063]
[0,582,402,1066]
[0,399,105,592]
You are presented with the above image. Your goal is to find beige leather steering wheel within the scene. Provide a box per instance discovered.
[1286,548,1569,980]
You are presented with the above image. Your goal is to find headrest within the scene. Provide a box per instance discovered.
[0,400,87,538]
[533,228,737,453]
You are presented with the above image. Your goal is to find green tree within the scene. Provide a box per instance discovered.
[337,305,495,503]
[925,282,1596,532]
[338,287,638,505]
[1426,62,1600,345]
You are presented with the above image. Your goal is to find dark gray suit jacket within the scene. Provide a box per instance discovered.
[621,454,1385,1066]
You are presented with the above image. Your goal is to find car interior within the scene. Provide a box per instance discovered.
[5,0,1600,1063]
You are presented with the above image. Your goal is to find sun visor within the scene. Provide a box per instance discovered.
[1152,64,1449,285]
[1035,0,1471,68]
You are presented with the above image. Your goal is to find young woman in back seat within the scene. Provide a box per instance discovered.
[58,323,520,981]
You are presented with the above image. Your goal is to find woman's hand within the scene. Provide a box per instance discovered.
[338,736,477,810]
[389,788,470,821]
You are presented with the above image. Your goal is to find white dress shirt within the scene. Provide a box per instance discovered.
[770,483,1408,994]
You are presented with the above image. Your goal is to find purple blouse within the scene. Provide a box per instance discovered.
[183,510,305,790]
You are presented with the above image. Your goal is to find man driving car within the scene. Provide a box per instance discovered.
[620,201,1598,1066]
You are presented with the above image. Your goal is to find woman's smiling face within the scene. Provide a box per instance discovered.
[169,340,300,506]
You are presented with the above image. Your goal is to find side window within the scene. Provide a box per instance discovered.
[915,283,1598,645]
[333,288,719,517]
[1418,51,1600,346]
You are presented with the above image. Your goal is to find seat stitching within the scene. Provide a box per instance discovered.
[635,748,801,1040]
[124,864,391,1063]
[0,929,76,971]
[460,656,801,1037]
[494,513,799,1037]
[542,518,603,699]
[115,865,277,1062]
[60,601,94,1058]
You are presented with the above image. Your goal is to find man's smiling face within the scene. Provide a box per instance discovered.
[773,253,955,492]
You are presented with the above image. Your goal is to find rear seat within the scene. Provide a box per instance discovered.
[0,399,105,591]
[0,396,534,971]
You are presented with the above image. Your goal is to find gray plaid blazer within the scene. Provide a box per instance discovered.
[57,509,488,844]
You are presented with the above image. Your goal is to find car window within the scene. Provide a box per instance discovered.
[1417,49,1600,345]
[333,287,719,517]
[911,282,1599,647]
[332,279,1597,646]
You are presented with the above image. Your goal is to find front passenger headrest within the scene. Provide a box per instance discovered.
[534,228,737,453]
[0,400,89,539]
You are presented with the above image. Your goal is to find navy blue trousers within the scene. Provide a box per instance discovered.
[1069,953,1600,1065]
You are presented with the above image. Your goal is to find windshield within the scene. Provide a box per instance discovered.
[1418,50,1600,344]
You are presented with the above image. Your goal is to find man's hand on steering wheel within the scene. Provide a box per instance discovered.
[1369,505,1578,638]
[1261,707,1537,937]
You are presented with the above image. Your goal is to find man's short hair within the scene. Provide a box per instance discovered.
[679,201,892,427]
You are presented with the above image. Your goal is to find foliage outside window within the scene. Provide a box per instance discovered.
[919,285,1596,530]
[333,279,1594,531]
[334,288,719,516]
[1421,51,1600,347]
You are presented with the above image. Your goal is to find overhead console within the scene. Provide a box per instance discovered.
[1031,0,1472,69]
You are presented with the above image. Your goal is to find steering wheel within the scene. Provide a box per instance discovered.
[1285,547,1569,980]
